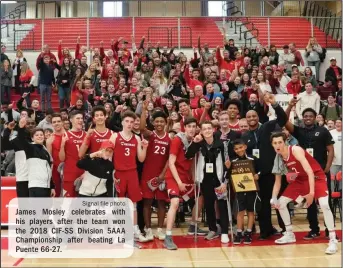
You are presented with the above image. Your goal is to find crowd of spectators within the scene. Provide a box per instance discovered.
[0,35,342,245]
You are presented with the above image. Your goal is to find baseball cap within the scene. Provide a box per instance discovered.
[291,64,298,68]
[330,57,336,61]
[100,140,115,150]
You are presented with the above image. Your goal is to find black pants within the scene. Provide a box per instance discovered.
[201,176,229,234]
[16,181,29,197]
[137,167,145,232]
[258,173,288,236]
[307,172,333,233]
[29,187,51,197]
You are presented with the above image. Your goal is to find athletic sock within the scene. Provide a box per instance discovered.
[285,225,293,233]
[246,229,252,232]
[166,230,172,236]
[329,231,336,240]
[237,229,242,233]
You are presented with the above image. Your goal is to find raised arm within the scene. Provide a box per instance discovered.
[78,127,94,158]
[59,134,68,162]
[139,101,152,138]
[136,135,148,162]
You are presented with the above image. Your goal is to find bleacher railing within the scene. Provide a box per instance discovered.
[1,16,341,52]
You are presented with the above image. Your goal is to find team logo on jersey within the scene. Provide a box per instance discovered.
[286,172,298,182]
[315,132,320,136]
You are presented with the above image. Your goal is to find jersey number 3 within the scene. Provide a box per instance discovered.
[125,148,130,156]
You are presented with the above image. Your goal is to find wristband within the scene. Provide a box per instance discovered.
[270,196,278,205]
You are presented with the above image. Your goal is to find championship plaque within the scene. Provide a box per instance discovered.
[230,159,258,193]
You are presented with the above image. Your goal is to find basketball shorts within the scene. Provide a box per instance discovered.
[235,191,261,212]
[141,176,168,200]
[282,176,328,200]
[115,170,142,203]
[165,176,194,199]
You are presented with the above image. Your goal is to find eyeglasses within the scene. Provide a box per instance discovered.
[26,122,36,126]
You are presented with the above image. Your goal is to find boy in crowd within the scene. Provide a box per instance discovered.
[227,139,260,245]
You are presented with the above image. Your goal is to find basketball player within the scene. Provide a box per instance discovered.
[109,111,149,243]
[164,117,206,250]
[59,110,86,197]
[270,132,338,254]
[78,106,113,157]
[226,100,241,131]
[46,113,64,197]
[140,101,170,241]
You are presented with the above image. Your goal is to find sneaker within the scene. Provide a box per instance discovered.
[164,235,177,250]
[244,231,252,245]
[233,232,243,245]
[134,231,149,243]
[204,231,219,241]
[145,228,154,241]
[275,232,296,244]
[155,228,166,241]
[188,224,207,236]
[303,231,320,240]
[133,241,142,249]
[325,239,338,255]
[221,234,230,243]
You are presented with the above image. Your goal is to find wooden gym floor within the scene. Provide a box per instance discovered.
[1,214,342,267]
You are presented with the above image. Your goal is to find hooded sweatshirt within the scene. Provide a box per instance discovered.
[295,91,320,119]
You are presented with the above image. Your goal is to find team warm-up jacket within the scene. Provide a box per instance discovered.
[11,127,54,189]
[2,127,29,182]
[76,155,114,197]
[185,136,227,184]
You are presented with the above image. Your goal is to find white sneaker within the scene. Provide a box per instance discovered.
[221,234,230,244]
[145,228,154,241]
[325,239,338,255]
[155,228,166,240]
[134,231,149,243]
[275,232,296,244]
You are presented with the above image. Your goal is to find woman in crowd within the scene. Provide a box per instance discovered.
[19,61,35,107]
[1,59,13,103]
[305,37,322,81]
[55,57,72,109]
[12,49,26,94]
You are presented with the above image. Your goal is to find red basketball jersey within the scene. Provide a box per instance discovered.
[229,121,241,132]
[284,146,326,180]
[165,136,193,181]
[51,134,62,169]
[86,128,113,153]
[114,132,138,171]
[142,131,171,180]
[64,130,86,181]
